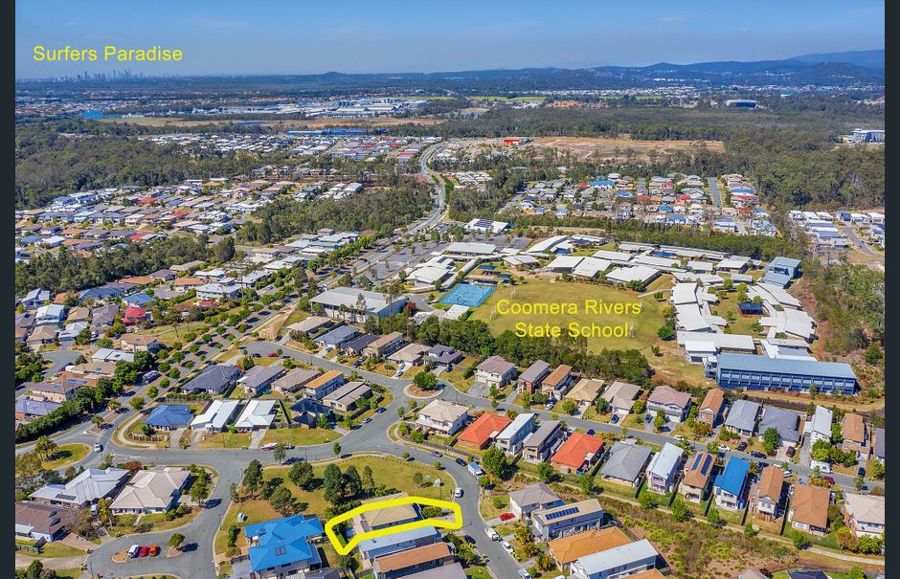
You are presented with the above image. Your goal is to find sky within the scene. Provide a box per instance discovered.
[16,0,885,78]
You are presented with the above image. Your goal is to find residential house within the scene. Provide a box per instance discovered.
[237,365,285,396]
[35,304,66,326]
[475,355,517,388]
[724,400,761,437]
[751,466,785,521]
[190,399,241,431]
[234,400,278,431]
[646,385,692,423]
[874,428,885,463]
[322,382,373,413]
[310,287,408,322]
[600,442,652,488]
[698,388,726,427]
[27,325,58,349]
[357,526,441,564]
[679,452,715,503]
[522,420,565,463]
[566,378,604,407]
[508,483,563,520]
[646,443,684,494]
[117,334,162,353]
[302,370,346,400]
[182,364,241,395]
[713,457,750,511]
[532,498,605,540]
[517,360,550,394]
[285,316,334,338]
[123,306,149,326]
[548,528,631,572]
[601,381,641,415]
[15,398,62,421]
[244,515,325,577]
[841,413,869,460]
[424,345,463,371]
[15,502,79,543]
[31,467,129,508]
[387,343,430,367]
[144,404,194,430]
[551,433,605,475]
[789,484,831,536]
[28,380,82,404]
[808,406,833,444]
[363,331,405,358]
[843,493,885,538]
[543,365,575,397]
[496,413,537,455]
[759,406,802,447]
[456,412,511,451]
[415,400,469,436]
[373,542,454,579]
[569,539,659,579]
[271,368,320,394]
[109,467,190,514]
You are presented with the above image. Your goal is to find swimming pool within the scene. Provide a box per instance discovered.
[439,283,495,308]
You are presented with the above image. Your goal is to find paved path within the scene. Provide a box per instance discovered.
[707,177,722,208]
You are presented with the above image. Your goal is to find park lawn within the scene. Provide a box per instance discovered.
[51,569,85,579]
[44,443,91,470]
[479,493,509,520]
[17,540,86,558]
[470,277,667,356]
[261,427,341,446]
[138,507,203,532]
[465,566,493,579]
[196,431,251,449]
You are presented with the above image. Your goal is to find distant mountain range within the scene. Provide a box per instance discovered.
[19,49,884,90]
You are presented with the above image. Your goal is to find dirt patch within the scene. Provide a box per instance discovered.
[530,136,725,161]
[111,551,129,563]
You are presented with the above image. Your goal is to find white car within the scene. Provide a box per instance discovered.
[453,487,463,498]
[93,443,103,452]
[674,435,685,442]
[485,528,500,541]
[502,541,514,555]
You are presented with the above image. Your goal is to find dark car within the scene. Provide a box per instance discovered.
[455,457,467,466]
[430,450,442,458]
[857,467,866,478]
[586,429,595,436]
[751,451,766,459]
[267,352,278,357]
[376,407,386,414]
[823,476,836,486]
[736,441,748,452]
[785,446,796,458]
[610,414,620,424]
[353,359,363,368]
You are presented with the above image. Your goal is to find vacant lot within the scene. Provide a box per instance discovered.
[530,135,726,161]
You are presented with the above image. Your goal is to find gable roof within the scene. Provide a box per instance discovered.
[31,467,129,505]
[508,482,561,509]
[724,400,760,432]
[182,364,240,393]
[699,388,726,415]
[647,443,683,479]
[648,385,692,408]
[457,412,511,447]
[548,527,631,565]
[682,452,715,488]
[843,493,884,526]
[791,484,830,529]
[754,466,784,501]
[109,467,190,511]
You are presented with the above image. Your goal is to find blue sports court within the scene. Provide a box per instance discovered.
[439,283,495,308]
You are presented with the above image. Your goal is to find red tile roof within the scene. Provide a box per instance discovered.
[457,412,511,448]
[551,432,604,470]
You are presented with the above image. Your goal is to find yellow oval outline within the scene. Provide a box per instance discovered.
[323,495,463,555]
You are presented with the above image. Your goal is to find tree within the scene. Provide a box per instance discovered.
[289,461,314,490]
[537,461,556,483]
[34,435,58,460]
[762,427,780,455]
[560,398,578,415]
[214,237,236,263]
[270,486,298,515]
[653,411,666,432]
[168,533,185,550]
[578,473,594,494]
[107,399,121,412]
[129,396,145,411]
[869,460,884,479]
[744,523,758,537]
[362,465,376,494]
[707,507,721,526]
[343,466,363,499]
[671,498,689,522]
[792,530,811,549]
[273,443,287,464]
[637,489,655,509]
[413,370,439,391]
[482,446,511,481]
[243,460,263,493]
[323,464,343,504]
[332,442,342,457]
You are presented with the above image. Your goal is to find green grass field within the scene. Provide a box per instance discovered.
[44,443,90,470]
[470,278,667,355]
[260,427,341,446]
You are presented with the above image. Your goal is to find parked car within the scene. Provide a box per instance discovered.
[857,467,866,478]
[786,446,796,458]
[353,359,363,368]
[485,528,500,541]
[363,417,372,424]
[149,544,160,557]
[267,352,278,358]
[586,429,595,436]
[718,444,729,453]
[822,476,836,486]
[376,407,386,414]
[454,487,463,498]
[128,544,140,558]
[736,441,747,452]
[430,450,442,458]
[455,457,467,467]
[610,414,620,424]
[499,512,515,522]
[139,546,149,557]
[93,443,103,452]
[751,451,766,459]
[645,414,652,423]
[518,570,532,579]
[502,541,514,555]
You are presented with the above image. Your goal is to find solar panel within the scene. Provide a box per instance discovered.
[545,507,578,521]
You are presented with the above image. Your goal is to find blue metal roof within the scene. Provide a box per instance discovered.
[317,324,358,346]
[245,515,323,573]
[769,256,801,269]
[717,353,856,380]
[144,404,194,428]
[715,456,749,496]
[762,271,792,287]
